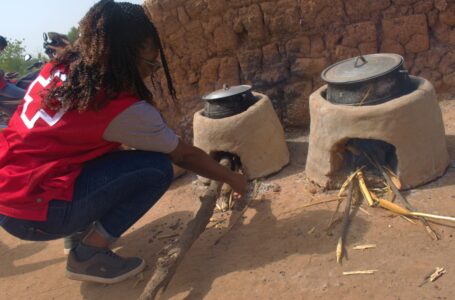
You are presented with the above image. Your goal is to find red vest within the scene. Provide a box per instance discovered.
[0,63,138,221]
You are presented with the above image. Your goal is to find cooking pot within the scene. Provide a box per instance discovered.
[321,53,413,105]
[202,84,257,119]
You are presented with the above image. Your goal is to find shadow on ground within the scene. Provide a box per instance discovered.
[79,199,369,300]
[0,239,65,278]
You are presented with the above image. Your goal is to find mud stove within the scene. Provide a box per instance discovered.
[193,85,289,179]
[305,54,449,189]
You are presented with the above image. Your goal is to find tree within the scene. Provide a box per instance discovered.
[67,26,79,44]
[0,39,29,75]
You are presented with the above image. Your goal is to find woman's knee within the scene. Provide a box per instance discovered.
[1,218,66,241]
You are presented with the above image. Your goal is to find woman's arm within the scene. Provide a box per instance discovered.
[168,140,248,195]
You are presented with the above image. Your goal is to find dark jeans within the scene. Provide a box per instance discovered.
[1,150,173,241]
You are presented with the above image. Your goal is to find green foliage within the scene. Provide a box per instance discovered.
[0,39,38,76]
[67,27,79,44]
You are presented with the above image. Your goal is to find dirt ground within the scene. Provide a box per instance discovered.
[3,101,455,300]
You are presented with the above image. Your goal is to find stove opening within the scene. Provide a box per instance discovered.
[329,138,398,188]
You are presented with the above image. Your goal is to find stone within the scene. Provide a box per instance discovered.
[414,47,447,70]
[208,0,227,14]
[237,48,262,80]
[162,14,182,36]
[218,57,240,87]
[291,58,329,78]
[260,63,289,84]
[177,6,190,24]
[269,8,301,35]
[435,0,448,11]
[310,36,326,58]
[300,0,346,28]
[358,42,378,54]
[143,0,455,135]
[434,22,450,43]
[193,93,290,179]
[214,25,239,53]
[345,0,391,22]
[199,58,220,95]
[382,15,429,53]
[306,76,449,189]
[413,0,433,14]
[335,45,360,60]
[284,81,313,126]
[286,37,311,59]
[440,4,455,26]
[263,43,282,65]
[439,51,455,74]
[239,4,267,42]
[342,22,377,48]
[184,0,207,18]
[443,72,455,86]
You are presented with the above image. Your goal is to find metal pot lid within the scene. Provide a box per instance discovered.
[202,84,252,101]
[321,53,404,84]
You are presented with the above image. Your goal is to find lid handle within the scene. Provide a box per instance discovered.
[354,55,368,68]
[223,83,230,90]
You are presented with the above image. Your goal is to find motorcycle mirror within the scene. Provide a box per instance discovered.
[24,54,32,61]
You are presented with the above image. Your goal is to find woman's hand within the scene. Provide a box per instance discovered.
[228,172,248,196]
[169,140,249,195]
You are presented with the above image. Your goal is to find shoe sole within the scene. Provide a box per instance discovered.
[65,260,146,284]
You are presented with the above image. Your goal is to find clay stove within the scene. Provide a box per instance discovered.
[193,88,289,179]
[305,76,449,189]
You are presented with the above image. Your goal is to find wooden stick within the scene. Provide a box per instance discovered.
[213,179,259,246]
[138,159,229,300]
[364,152,440,240]
[301,197,340,209]
[336,181,354,264]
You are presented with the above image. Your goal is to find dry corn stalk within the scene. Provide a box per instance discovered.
[363,151,439,240]
[343,270,377,276]
[378,198,455,223]
[357,170,376,207]
[419,267,446,287]
[338,172,357,197]
[384,167,402,190]
[352,244,376,250]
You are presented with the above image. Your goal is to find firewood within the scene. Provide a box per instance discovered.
[138,158,230,300]
[336,181,354,264]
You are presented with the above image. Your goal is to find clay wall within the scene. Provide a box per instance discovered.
[143,0,455,136]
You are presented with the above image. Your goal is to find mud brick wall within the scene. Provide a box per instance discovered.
[144,0,455,136]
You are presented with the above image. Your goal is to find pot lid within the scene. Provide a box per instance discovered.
[321,53,404,84]
[202,84,252,101]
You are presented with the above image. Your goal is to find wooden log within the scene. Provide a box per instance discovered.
[336,181,354,264]
[138,158,230,300]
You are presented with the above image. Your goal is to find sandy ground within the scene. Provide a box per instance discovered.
[3,101,455,300]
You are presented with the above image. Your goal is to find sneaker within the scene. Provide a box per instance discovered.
[65,245,145,284]
[63,231,87,255]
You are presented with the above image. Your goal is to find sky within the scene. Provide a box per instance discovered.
[1,0,143,55]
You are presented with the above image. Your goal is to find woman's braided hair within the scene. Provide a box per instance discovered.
[45,0,176,111]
